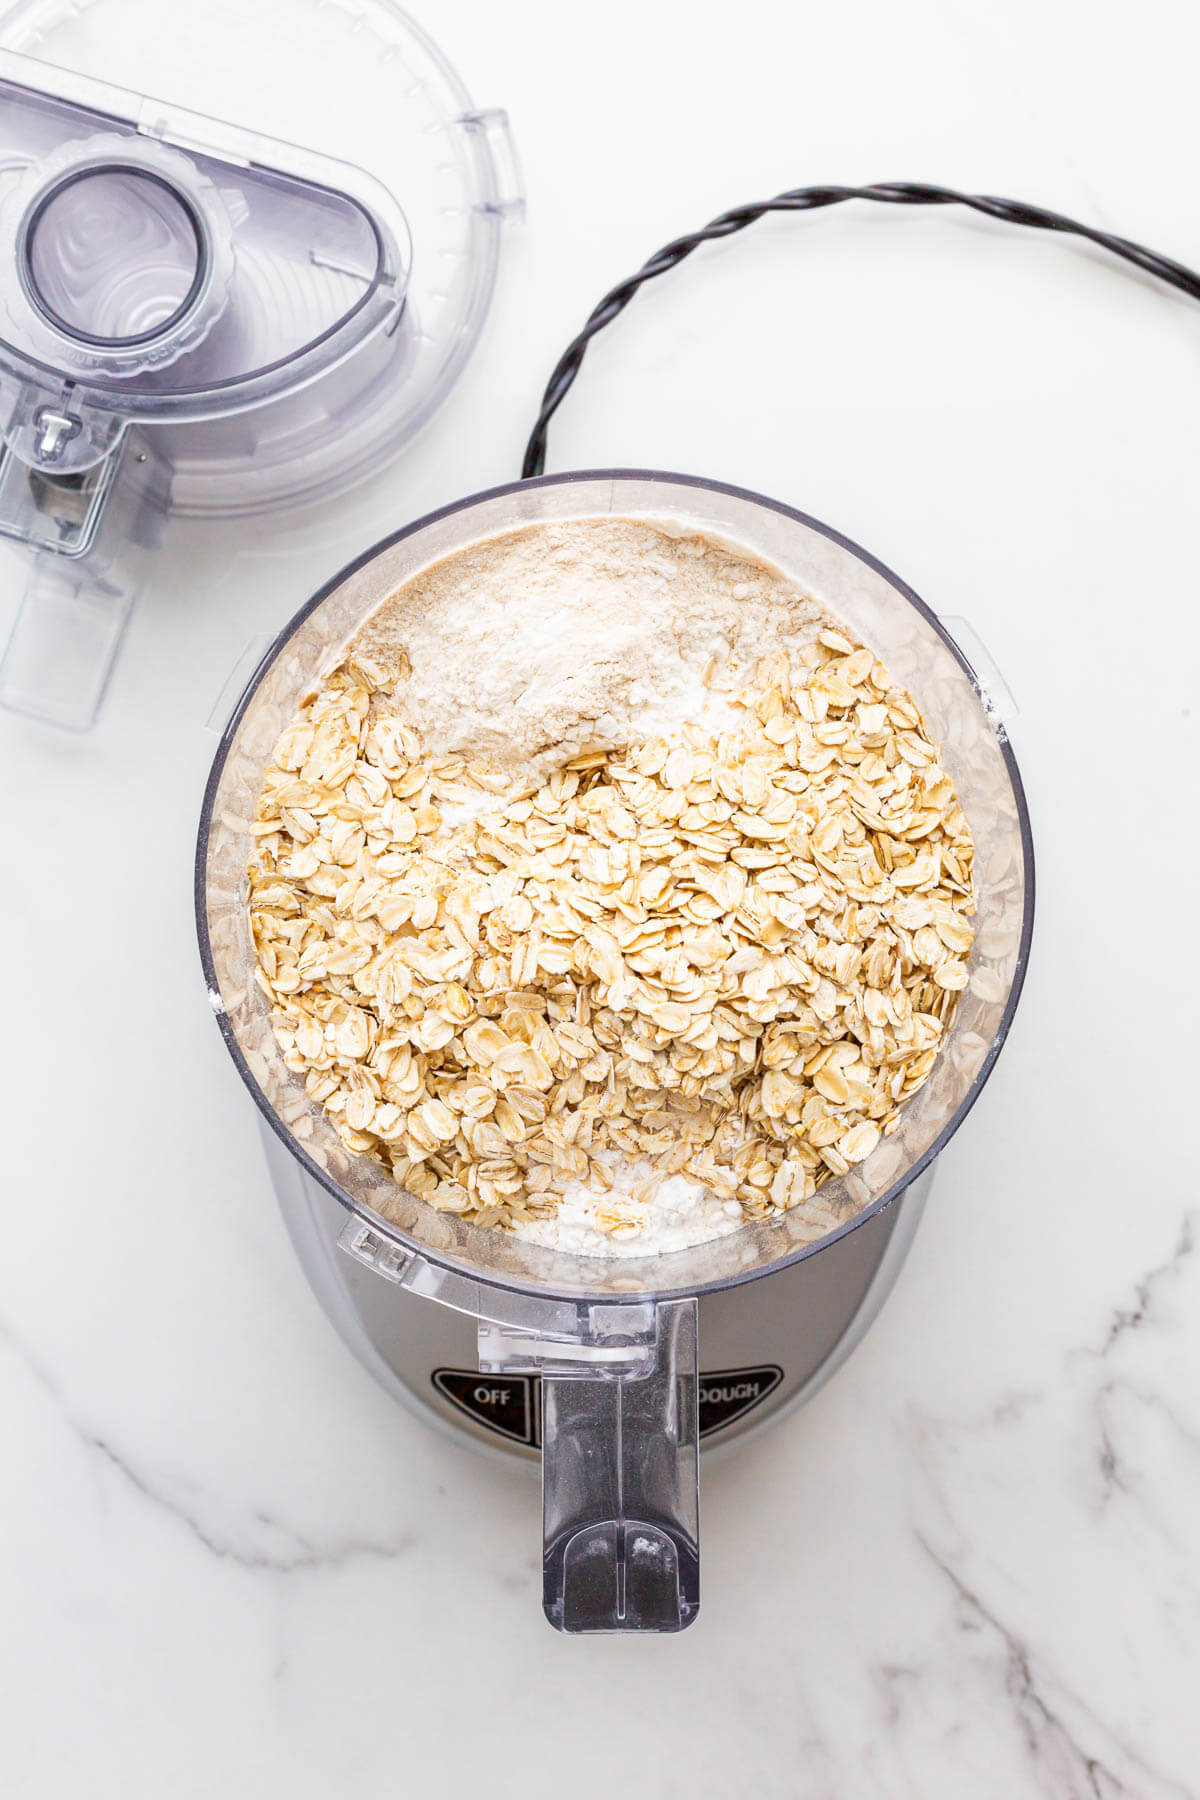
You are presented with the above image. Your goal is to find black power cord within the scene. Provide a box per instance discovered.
[521,181,1200,478]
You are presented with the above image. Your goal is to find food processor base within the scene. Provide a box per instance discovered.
[261,1124,932,1462]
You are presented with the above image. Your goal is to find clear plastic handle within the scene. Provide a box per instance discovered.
[539,1298,700,1634]
[0,425,166,729]
[349,1232,702,1632]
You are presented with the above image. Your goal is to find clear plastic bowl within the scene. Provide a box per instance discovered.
[197,469,1035,1306]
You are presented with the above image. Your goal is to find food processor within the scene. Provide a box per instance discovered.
[17,0,1199,1640]
[199,469,1034,1633]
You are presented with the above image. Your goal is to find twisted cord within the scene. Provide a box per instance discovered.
[521,181,1200,477]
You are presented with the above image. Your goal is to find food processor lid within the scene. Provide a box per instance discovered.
[0,0,519,453]
[0,0,521,732]
[0,49,411,443]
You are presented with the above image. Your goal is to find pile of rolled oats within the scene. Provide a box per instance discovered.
[248,608,975,1245]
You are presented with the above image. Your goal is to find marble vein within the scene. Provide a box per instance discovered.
[2,1317,417,1577]
[1095,1216,1194,1360]
[890,1206,1200,1798]
[917,1535,1194,1800]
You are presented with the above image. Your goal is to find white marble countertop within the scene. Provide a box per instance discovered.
[3,0,1199,1793]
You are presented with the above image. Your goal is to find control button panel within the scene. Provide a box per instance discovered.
[431,1364,784,1446]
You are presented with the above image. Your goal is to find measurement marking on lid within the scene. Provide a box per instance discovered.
[431,1364,784,1446]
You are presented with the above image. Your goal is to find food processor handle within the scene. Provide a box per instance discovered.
[0,415,166,729]
[336,1221,700,1630]
[539,1297,700,1633]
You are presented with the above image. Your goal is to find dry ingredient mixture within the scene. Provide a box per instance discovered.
[248,519,975,1257]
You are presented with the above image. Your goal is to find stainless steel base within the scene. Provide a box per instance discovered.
[262,1125,931,1461]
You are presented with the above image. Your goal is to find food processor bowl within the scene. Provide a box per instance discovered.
[197,470,1034,1631]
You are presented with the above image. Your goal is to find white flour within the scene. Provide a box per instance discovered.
[346,514,837,1258]
[351,516,832,780]
[511,1162,747,1258]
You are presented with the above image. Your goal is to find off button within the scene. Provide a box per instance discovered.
[432,1369,535,1445]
